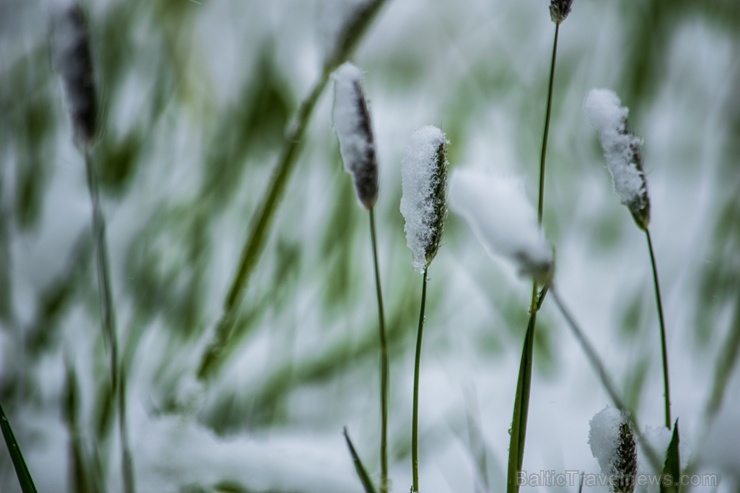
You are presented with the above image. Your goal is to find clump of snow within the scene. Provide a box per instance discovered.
[584,88,649,227]
[589,405,627,475]
[332,62,378,209]
[400,126,448,273]
[448,168,553,283]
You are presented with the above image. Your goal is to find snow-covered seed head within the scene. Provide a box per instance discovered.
[400,126,448,273]
[52,2,98,148]
[584,88,650,230]
[332,62,378,209]
[589,406,638,493]
[549,0,574,24]
[448,169,554,284]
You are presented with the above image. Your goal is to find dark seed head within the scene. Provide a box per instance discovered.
[332,63,379,210]
[549,0,574,25]
[52,3,98,147]
[610,421,638,493]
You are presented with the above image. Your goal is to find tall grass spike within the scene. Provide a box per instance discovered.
[400,126,448,273]
[332,62,379,209]
[584,88,650,230]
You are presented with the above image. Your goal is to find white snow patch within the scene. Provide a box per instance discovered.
[584,88,646,208]
[588,404,626,476]
[400,125,447,273]
[448,168,552,282]
[331,62,377,207]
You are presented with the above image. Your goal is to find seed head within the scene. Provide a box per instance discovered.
[52,2,98,148]
[611,422,638,493]
[332,62,379,209]
[584,88,650,230]
[549,0,574,25]
[400,126,448,273]
[589,406,638,493]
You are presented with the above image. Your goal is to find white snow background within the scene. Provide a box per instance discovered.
[1,0,738,492]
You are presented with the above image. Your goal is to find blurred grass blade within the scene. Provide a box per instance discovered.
[705,290,740,418]
[343,427,378,493]
[506,311,537,493]
[0,403,39,493]
[197,0,390,382]
[660,420,681,493]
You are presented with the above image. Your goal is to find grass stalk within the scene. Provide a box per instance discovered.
[507,22,560,493]
[536,22,559,225]
[506,287,547,493]
[84,149,119,398]
[369,208,389,493]
[84,149,135,493]
[196,0,389,382]
[549,286,626,411]
[645,228,672,429]
[411,267,429,492]
[0,402,38,493]
[343,427,378,493]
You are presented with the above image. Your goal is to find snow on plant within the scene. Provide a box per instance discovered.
[448,168,553,284]
[332,62,379,210]
[589,405,638,493]
[584,88,650,230]
[400,126,448,274]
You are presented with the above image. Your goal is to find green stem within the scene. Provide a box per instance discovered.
[411,267,429,493]
[84,149,135,493]
[536,23,559,225]
[509,22,560,493]
[196,0,390,381]
[0,403,38,493]
[84,149,118,392]
[646,228,671,429]
[549,286,625,411]
[343,428,379,493]
[506,287,548,493]
[369,208,389,493]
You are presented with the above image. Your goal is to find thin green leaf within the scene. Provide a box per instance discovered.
[343,427,378,493]
[506,311,537,493]
[660,419,681,493]
[0,403,39,493]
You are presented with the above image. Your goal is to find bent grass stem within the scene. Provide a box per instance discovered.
[84,150,135,493]
[548,286,666,472]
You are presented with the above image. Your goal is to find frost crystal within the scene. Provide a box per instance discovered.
[584,88,650,229]
[448,169,553,283]
[332,62,378,209]
[400,126,448,273]
[589,406,638,493]
[52,2,98,147]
